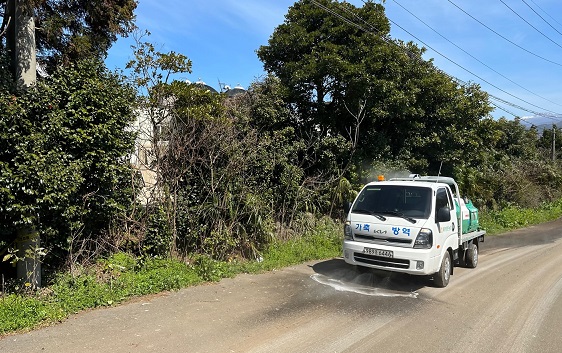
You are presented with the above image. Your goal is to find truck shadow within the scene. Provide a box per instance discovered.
[311,258,429,296]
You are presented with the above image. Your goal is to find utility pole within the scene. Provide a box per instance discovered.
[6,0,40,288]
[552,125,556,162]
[6,0,36,88]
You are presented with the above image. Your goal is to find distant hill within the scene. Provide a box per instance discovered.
[520,117,561,132]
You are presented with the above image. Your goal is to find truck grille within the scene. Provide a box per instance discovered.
[354,235,412,246]
[353,252,410,269]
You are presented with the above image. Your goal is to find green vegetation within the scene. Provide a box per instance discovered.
[480,200,562,235]
[1,217,341,335]
[0,58,137,268]
[3,0,137,71]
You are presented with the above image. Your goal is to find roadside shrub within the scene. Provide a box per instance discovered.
[191,255,234,282]
[142,206,172,258]
[262,216,341,269]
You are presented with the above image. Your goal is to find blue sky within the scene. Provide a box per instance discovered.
[105,0,562,120]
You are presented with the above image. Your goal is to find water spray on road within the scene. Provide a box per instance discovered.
[310,273,419,298]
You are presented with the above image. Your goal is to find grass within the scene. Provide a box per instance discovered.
[0,294,65,334]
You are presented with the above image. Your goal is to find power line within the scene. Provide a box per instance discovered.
[391,0,562,109]
[521,0,562,38]
[488,94,562,119]
[487,99,550,127]
[309,0,375,35]
[528,0,562,32]
[498,0,562,50]
[375,1,562,117]
[386,17,560,116]
[489,101,536,125]
[489,101,528,122]
[446,0,562,67]
[309,0,562,118]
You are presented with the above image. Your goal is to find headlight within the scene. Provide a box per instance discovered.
[344,222,353,239]
[413,228,432,249]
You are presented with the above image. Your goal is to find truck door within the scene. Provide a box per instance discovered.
[445,186,457,232]
[435,187,456,235]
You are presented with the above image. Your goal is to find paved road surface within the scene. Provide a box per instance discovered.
[2,219,562,352]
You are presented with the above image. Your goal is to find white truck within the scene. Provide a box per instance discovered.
[342,175,485,287]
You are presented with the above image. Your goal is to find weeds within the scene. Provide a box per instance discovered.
[0,217,342,336]
[479,200,562,235]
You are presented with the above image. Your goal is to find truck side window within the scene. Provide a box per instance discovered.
[446,188,455,210]
[435,188,449,211]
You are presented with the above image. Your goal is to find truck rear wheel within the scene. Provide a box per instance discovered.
[434,251,451,288]
[465,242,478,268]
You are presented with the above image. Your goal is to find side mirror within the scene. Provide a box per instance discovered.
[437,206,451,222]
[343,201,352,215]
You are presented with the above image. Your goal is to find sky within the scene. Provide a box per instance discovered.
[105,0,562,121]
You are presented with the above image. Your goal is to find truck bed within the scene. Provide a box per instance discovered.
[460,230,486,244]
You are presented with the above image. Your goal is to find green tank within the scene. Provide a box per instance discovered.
[455,198,480,234]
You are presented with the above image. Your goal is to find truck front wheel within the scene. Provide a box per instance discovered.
[465,242,478,268]
[434,251,451,288]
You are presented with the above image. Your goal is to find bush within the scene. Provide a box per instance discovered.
[0,58,137,270]
[480,199,562,235]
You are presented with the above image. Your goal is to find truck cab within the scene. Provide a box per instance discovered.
[342,175,485,287]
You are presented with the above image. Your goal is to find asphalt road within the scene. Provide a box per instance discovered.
[2,219,562,353]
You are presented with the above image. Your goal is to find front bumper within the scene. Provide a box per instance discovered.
[343,239,440,275]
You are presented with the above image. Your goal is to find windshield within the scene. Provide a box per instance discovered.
[351,185,432,219]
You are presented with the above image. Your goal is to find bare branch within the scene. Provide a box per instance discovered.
[0,15,11,38]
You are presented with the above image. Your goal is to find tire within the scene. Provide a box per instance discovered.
[434,251,451,288]
[457,249,466,267]
[465,242,478,268]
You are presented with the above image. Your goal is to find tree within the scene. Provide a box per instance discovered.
[0,0,137,69]
[0,0,136,283]
[258,0,391,135]
[538,124,562,160]
[125,34,192,208]
[257,0,493,179]
[124,40,274,259]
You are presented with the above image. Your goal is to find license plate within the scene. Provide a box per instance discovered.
[363,247,393,258]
